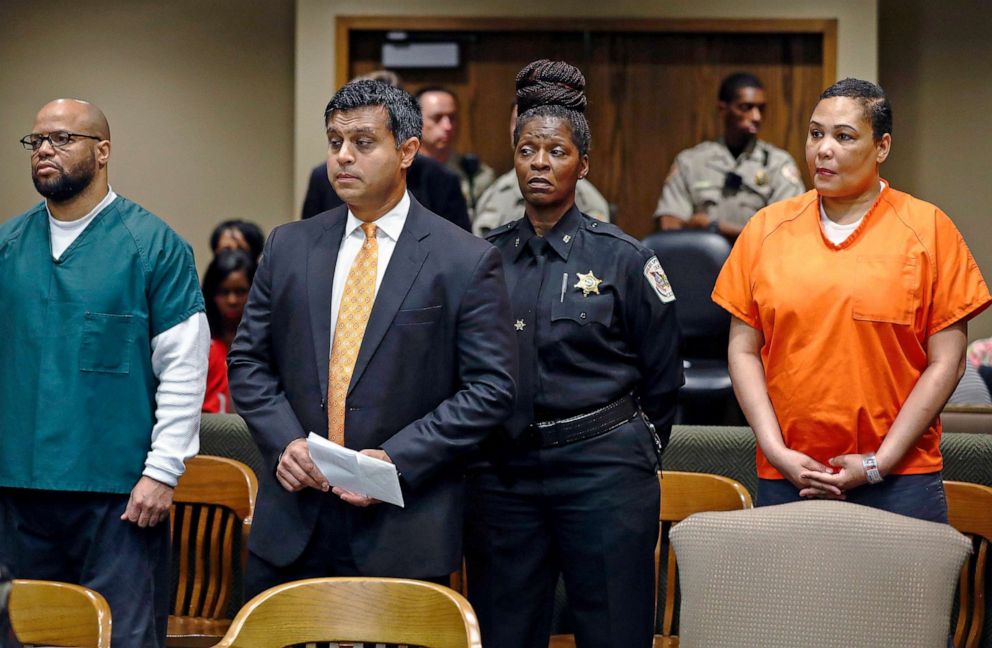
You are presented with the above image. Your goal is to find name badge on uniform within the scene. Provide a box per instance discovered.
[644,257,675,303]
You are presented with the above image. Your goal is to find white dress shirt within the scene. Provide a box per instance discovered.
[329,191,410,344]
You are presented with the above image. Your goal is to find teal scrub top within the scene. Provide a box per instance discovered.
[0,196,204,494]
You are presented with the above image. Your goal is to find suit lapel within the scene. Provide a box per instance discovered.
[348,198,431,394]
[308,209,347,398]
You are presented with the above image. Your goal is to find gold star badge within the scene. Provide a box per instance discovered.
[514,319,526,331]
[574,271,602,297]
[755,170,768,186]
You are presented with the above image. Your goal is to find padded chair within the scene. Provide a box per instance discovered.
[979,366,992,396]
[550,471,752,647]
[198,413,264,480]
[8,579,111,648]
[642,230,734,424]
[942,404,992,435]
[213,577,482,648]
[168,455,257,648]
[671,500,972,648]
[946,480,992,648]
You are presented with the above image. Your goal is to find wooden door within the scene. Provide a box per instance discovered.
[340,18,835,239]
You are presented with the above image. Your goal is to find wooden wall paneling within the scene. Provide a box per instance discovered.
[341,18,833,239]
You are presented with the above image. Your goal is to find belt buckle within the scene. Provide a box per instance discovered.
[542,422,564,448]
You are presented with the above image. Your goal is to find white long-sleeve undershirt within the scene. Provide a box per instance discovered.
[146,313,209,486]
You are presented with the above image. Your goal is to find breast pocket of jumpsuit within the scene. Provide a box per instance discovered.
[80,312,134,374]
[851,255,919,326]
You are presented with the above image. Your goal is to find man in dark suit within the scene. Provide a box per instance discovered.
[228,79,516,596]
[300,154,471,231]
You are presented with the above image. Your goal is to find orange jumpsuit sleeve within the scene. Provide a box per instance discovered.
[712,220,761,328]
[927,209,992,335]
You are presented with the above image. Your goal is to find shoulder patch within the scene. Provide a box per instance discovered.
[665,162,679,183]
[781,163,802,186]
[644,256,675,303]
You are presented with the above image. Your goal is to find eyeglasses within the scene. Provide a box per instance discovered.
[20,131,102,151]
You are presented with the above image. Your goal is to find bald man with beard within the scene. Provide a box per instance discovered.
[0,99,209,646]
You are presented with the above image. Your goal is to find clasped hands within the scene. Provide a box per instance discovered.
[276,438,390,507]
[773,448,875,499]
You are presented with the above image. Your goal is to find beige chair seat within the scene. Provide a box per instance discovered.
[671,500,972,648]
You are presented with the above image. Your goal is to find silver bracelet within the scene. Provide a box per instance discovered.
[862,453,883,485]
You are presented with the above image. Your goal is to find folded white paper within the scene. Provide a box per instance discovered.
[306,433,405,508]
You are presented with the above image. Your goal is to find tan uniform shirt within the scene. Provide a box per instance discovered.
[473,170,611,237]
[654,138,804,228]
[447,153,496,218]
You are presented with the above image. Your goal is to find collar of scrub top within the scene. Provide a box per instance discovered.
[512,203,582,262]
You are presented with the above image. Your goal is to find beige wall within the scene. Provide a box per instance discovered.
[879,0,992,341]
[2,0,877,275]
[295,0,879,210]
[2,3,984,351]
[0,0,295,274]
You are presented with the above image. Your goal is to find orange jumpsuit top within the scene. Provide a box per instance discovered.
[713,183,991,479]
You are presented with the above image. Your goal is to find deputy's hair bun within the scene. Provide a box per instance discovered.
[515,59,587,115]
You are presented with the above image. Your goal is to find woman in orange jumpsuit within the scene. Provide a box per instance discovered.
[713,78,990,521]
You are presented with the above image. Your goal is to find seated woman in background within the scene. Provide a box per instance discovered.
[202,249,256,413]
[210,219,264,261]
[714,78,991,522]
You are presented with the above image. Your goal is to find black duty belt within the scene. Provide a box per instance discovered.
[528,394,639,449]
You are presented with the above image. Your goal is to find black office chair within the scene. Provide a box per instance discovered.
[979,365,992,397]
[642,230,736,424]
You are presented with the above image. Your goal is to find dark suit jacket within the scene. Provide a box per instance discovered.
[301,156,471,232]
[228,195,515,577]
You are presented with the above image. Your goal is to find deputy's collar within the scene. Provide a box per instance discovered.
[718,136,760,163]
[512,204,581,262]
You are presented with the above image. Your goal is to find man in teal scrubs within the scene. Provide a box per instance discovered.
[0,99,209,647]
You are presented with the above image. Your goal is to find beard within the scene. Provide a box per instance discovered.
[32,153,97,203]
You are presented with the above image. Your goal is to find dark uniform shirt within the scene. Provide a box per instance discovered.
[486,206,683,439]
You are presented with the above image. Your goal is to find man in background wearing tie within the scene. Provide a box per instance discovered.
[228,79,516,596]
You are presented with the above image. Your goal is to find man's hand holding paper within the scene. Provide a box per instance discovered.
[306,433,405,507]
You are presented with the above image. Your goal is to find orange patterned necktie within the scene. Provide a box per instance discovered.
[327,222,378,445]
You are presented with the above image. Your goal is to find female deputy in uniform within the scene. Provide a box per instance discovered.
[464,59,683,648]
[714,78,991,520]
